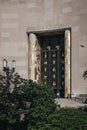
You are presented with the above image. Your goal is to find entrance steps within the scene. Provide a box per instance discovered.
[73,94,87,104]
[55,98,87,108]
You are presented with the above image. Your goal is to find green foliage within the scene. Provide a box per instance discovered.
[0,73,56,130]
[1,72,87,130]
[28,108,87,130]
[0,73,29,130]
[27,82,56,129]
[48,108,87,130]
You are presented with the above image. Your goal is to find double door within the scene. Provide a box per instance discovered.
[41,46,65,97]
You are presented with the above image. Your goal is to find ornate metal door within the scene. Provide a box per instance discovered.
[41,45,65,97]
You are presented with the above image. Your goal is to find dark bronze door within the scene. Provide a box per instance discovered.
[41,46,65,97]
[40,35,65,97]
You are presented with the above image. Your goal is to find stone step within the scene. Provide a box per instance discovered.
[79,94,87,97]
[55,98,87,108]
[73,97,87,104]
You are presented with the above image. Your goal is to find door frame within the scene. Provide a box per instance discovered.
[27,28,71,98]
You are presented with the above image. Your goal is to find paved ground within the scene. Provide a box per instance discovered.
[55,98,87,108]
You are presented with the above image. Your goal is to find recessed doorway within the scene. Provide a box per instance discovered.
[40,34,65,97]
[28,29,71,98]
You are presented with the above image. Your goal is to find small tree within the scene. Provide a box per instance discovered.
[0,73,30,130]
[0,73,56,130]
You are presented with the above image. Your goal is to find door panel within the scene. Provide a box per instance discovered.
[41,47,64,97]
[40,35,65,97]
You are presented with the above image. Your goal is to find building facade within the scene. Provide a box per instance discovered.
[0,0,87,97]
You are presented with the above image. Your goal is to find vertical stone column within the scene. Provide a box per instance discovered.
[65,30,71,98]
[28,33,41,82]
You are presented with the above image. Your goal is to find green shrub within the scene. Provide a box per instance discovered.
[1,72,87,130]
[0,73,30,130]
[0,73,56,130]
[47,108,87,130]
[27,82,56,129]
[27,108,87,130]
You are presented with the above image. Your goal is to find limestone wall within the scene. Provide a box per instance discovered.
[0,0,87,94]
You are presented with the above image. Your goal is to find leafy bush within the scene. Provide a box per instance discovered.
[0,73,56,130]
[1,72,87,130]
[0,73,30,130]
[48,108,87,130]
[27,82,56,130]
[28,108,87,130]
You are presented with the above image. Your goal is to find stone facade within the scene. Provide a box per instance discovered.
[0,0,87,96]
